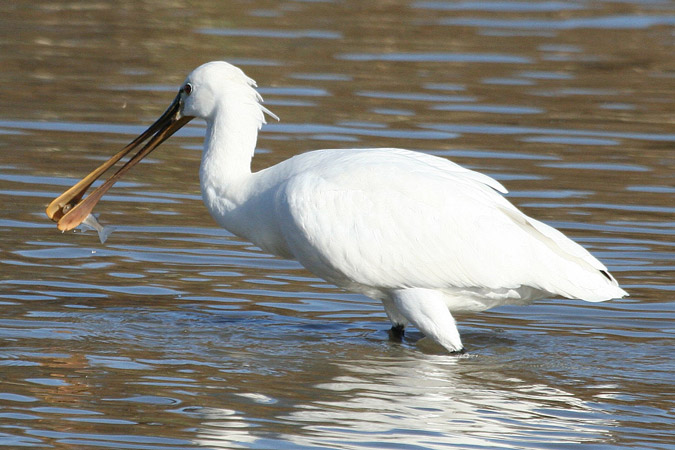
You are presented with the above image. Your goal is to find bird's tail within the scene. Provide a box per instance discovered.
[501,205,628,302]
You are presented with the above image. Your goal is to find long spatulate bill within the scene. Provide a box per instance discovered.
[46,91,193,231]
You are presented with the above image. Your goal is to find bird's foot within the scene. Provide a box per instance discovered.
[449,347,466,356]
[388,324,405,341]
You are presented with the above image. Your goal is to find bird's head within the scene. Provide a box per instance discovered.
[45,61,276,231]
[180,61,272,122]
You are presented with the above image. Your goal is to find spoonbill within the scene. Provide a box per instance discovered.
[47,61,627,354]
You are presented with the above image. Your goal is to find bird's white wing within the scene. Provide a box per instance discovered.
[274,149,625,303]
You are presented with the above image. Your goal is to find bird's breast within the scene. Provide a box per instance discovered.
[201,177,296,259]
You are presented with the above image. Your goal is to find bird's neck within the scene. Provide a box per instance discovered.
[205,106,261,170]
[198,101,266,237]
[200,103,263,190]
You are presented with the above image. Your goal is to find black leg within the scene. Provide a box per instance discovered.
[388,324,405,341]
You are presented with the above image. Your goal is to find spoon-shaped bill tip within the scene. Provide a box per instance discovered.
[46,93,192,231]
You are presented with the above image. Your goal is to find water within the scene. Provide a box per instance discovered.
[1,0,673,449]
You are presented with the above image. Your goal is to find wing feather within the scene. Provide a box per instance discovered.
[273,149,625,302]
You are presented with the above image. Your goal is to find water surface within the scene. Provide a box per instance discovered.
[0,1,673,449]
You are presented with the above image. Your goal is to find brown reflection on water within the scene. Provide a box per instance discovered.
[0,0,674,449]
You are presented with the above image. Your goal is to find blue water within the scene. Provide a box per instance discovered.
[0,0,673,449]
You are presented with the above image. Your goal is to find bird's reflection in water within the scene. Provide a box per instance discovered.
[193,353,614,449]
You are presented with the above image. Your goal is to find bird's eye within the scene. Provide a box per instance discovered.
[183,83,193,95]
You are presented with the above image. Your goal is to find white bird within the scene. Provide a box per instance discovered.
[47,61,628,354]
